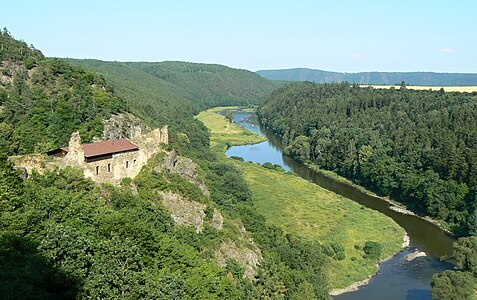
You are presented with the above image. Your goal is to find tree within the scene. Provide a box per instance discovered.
[0,234,79,299]
[454,236,477,274]
[225,110,234,123]
[363,241,382,260]
[432,270,475,300]
[285,135,311,162]
[0,153,23,212]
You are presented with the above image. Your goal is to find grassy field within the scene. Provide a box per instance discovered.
[196,107,266,154]
[361,84,477,92]
[197,107,405,289]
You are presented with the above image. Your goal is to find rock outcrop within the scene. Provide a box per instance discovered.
[216,241,262,280]
[211,208,224,231]
[156,150,210,196]
[160,191,207,233]
[102,113,147,141]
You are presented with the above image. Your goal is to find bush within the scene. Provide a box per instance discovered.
[262,162,274,169]
[363,241,382,260]
[330,242,345,254]
[230,156,244,162]
[335,252,346,260]
[322,244,335,257]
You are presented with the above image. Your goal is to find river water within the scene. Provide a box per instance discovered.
[225,111,455,300]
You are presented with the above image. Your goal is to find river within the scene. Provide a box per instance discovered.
[225,110,455,300]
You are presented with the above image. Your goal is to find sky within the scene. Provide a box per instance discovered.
[1,0,476,73]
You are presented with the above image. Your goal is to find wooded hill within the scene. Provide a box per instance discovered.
[66,59,280,120]
[0,29,126,155]
[257,68,477,86]
[1,31,332,299]
[258,82,477,235]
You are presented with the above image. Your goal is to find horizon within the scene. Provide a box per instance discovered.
[2,0,476,73]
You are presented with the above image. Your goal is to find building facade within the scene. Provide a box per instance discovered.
[47,126,168,184]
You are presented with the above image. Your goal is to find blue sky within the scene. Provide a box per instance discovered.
[2,0,476,72]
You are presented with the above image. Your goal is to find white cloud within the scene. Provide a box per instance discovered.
[438,48,457,53]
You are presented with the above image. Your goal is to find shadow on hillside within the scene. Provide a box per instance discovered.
[0,233,80,300]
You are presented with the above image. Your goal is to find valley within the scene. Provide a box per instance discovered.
[2,26,477,299]
[197,108,406,293]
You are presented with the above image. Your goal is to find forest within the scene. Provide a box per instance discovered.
[66,59,280,121]
[1,30,330,299]
[0,29,126,155]
[258,82,477,236]
[257,68,477,86]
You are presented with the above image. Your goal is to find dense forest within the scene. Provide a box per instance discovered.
[0,29,126,155]
[257,68,477,86]
[66,59,280,122]
[258,82,477,235]
[1,31,331,298]
[65,59,280,160]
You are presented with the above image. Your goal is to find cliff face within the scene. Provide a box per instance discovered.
[156,150,210,196]
[101,113,147,141]
[159,191,261,280]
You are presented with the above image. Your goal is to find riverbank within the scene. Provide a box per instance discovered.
[197,107,405,290]
[195,107,266,154]
[306,164,454,236]
[329,231,410,296]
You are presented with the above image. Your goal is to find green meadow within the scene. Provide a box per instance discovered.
[197,108,404,289]
[196,107,266,154]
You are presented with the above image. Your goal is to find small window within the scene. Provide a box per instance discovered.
[126,161,129,168]
[108,163,111,172]
[96,166,99,175]
[133,159,136,164]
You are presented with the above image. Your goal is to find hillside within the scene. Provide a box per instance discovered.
[257,68,477,86]
[258,82,477,235]
[66,59,280,118]
[0,29,126,155]
[197,108,404,290]
[1,32,332,299]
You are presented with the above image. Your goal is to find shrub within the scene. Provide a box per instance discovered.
[335,252,346,261]
[363,241,382,260]
[262,162,274,169]
[322,244,335,257]
[330,242,345,254]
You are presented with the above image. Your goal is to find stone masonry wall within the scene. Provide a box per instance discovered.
[51,124,168,185]
[83,151,142,184]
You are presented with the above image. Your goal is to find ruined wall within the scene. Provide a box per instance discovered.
[53,124,168,185]
[63,131,84,166]
[11,113,169,185]
[82,151,142,184]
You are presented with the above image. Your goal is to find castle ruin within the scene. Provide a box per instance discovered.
[46,125,168,184]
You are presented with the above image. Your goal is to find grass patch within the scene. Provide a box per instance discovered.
[196,107,266,154]
[241,162,403,288]
[199,107,405,289]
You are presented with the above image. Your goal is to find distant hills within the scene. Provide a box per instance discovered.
[67,60,280,118]
[257,68,477,86]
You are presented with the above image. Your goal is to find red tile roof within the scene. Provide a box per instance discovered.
[59,139,138,158]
